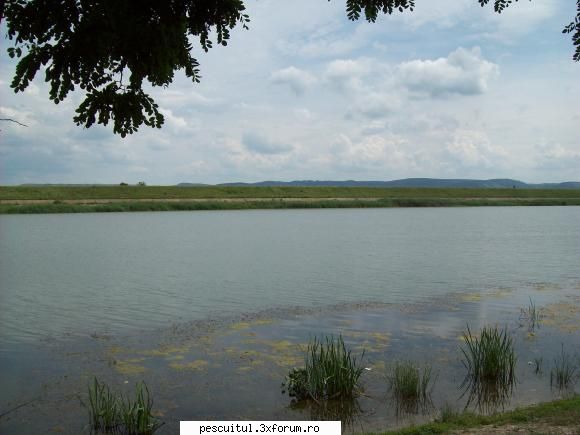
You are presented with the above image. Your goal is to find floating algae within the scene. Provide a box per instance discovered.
[169,360,209,371]
[459,293,482,302]
[114,358,147,375]
[229,318,274,332]
[140,344,191,358]
[532,282,561,292]
[229,322,251,331]
[542,301,580,333]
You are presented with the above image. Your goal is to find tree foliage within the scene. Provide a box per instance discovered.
[2,0,579,136]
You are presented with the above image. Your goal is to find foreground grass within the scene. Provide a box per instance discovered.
[383,396,580,434]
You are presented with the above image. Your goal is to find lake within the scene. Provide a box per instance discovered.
[0,207,579,433]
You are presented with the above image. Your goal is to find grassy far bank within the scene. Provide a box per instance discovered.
[384,395,580,434]
[1,186,580,214]
[2,185,580,201]
[2,197,580,214]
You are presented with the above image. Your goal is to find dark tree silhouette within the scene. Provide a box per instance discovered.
[1,0,579,136]
[0,118,27,127]
[0,117,28,132]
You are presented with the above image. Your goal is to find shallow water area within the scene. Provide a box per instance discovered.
[1,282,579,434]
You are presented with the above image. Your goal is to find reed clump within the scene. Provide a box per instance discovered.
[387,360,436,414]
[388,361,435,402]
[88,377,119,432]
[282,335,364,402]
[461,325,516,386]
[88,378,162,434]
[460,325,516,411]
[550,345,578,390]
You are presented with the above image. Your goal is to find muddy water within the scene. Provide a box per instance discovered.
[1,207,579,433]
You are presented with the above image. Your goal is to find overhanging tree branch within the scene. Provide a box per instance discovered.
[2,0,579,137]
[0,117,28,127]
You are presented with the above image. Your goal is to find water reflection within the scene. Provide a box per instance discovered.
[290,399,363,431]
[386,361,437,417]
[392,395,435,418]
[461,377,514,414]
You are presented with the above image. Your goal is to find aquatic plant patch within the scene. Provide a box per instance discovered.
[550,345,578,391]
[387,360,436,414]
[460,325,517,412]
[87,378,162,434]
[282,335,365,402]
[519,297,543,332]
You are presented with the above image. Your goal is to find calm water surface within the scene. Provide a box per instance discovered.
[1,207,579,345]
[0,207,579,433]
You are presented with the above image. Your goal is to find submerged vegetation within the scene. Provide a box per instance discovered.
[520,297,543,332]
[87,378,162,434]
[460,325,517,411]
[532,357,543,375]
[282,335,364,402]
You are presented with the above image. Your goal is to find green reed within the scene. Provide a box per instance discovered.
[388,361,434,402]
[461,325,516,386]
[533,357,543,375]
[460,325,516,412]
[283,335,364,401]
[520,297,542,332]
[387,360,436,415]
[88,377,119,432]
[550,345,578,390]
[120,381,161,435]
[87,378,161,434]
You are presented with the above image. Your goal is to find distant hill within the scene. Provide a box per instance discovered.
[19,179,580,189]
[211,178,580,189]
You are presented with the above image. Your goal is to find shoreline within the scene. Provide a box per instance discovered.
[2,186,579,214]
[2,197,580,214]
[3,390,575,434]
[386,395,580,434]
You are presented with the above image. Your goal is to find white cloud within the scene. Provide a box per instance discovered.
[332,134,416,172]
[536,143,580,170]
[351,94,400,119]
[270,66,317,95]
[242,132,293,155]
[325,59,372,92]
[0,0,577,184]
[156,90,222,108]
[398,47,499,98]
[446,129,507,168]
[479,0,557,41]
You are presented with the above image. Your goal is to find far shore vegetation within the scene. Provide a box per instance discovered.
[1,186,580,214]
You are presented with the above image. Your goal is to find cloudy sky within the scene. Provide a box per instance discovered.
[1,0,579,185]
